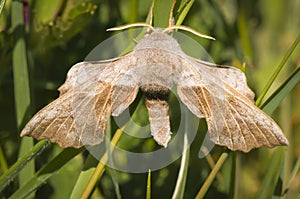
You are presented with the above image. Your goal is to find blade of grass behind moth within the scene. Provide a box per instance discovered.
[0,145,8,173]
[237,2,253,63]
[105,117,122,199]
[80,128,124,199]
[106,167,122,199]
[195,152,229,199]
[0,140,49,192]
[11,0,35,193]
[254,147,285,199]
[146,170,151,199]
[171,107,190,199]
[255,34,300,106]
[9,147,84,199]
[69,155,98,199]
[229,152,237,199]
[0,0,6,16]
[129,0,137,24]
[153,0,173,27]
[282,156,300,197]
[175,0,195,26]
[260,67,300,115]
[70,117,114,199]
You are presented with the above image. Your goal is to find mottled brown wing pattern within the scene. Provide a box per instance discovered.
[177,57,289,152]
[21,58,139,148]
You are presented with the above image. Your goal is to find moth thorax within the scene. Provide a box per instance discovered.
[134,31,183,54]
[141,84,170,101]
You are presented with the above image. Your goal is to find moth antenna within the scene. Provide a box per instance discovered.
[163,25,215,40]
[107,23,155,32]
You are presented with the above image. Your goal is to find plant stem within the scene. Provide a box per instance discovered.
[195,152,228,199]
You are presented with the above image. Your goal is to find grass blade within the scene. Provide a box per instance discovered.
[0,145,8,173]
[153,0,173,27]
[9,147,84,199]
[175,0,195,26]
[195,152,229,199]
[172,107,190,199]
[254,148,285,199]
[256,34,300,106]
[0,140,49,192]
[70,155,98,199]
[261,67,300,114]
[0,0,6,16]
[229,152,236,199]
[283,155,300,197]
[11,0,35,195]
[146,170,151,199]
[80,128,124,198]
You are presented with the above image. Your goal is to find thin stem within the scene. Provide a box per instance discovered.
[255,34,300,106]
[80,128,124,199]
[195,152,229,199]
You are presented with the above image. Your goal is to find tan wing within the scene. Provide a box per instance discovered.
[21,57,139,148]
[177,57,288,152]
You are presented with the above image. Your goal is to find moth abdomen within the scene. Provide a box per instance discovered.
[145,98,171,147]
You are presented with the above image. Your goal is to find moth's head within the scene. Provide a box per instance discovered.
[133,28,183,53]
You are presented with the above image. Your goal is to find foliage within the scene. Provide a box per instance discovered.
[0,0,299,198]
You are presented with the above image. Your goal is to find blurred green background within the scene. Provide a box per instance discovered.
[0,0,299,198]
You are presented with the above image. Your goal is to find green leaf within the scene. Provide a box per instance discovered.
[261,67,300,114]
[0,140,49,192]
[256,34,300,106]
[146,170,151,199]
[70,155,98,199]
[283,155,300,197]
[33,0,64,24]
[153,0,173,27]
[9,147,84,199]
[254,148,285,199]
[0,0,6,16]
[195,152,229,199]
[175,0,195,26]
[171,107,190,199]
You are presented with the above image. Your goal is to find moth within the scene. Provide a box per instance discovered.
[21,23,288,152]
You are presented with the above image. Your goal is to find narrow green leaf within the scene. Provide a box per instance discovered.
[261,67,300,114]
[0,0,6,16]
[229,152,236,199]
[9,147,84,199]
[237,5,253,62]
[34,0,64,24]
[175,0,194,26]
[12,0,31,129]
[70,155,98,199]
[0,145,8,172]
[256,34,300,106]
[283,155,300,196]
[195,152,229,199]
[254,148,285,199]
[80,128,124,199]
[146,170,151,199]
[11,0,35,195]
[129,0,138,23]
[172,107,190,199]
[107,167,122,199]
[18,137,34,194]
[0,140,49,192]
[153,0,173,27]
